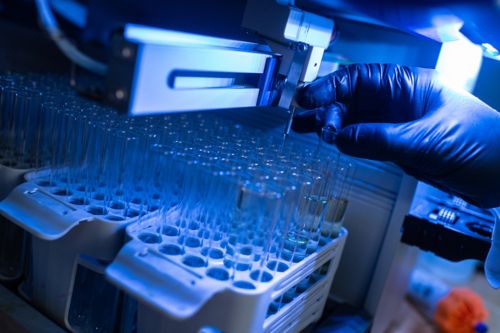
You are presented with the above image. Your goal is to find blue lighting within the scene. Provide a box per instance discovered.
[124,24,259,50]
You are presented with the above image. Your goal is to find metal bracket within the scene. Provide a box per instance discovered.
[107,24,281,116]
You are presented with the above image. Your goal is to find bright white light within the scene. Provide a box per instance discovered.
[435,39,483,92]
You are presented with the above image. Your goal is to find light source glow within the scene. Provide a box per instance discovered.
[435,39,483,92]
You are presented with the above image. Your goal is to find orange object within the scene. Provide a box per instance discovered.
[434,288,489,333]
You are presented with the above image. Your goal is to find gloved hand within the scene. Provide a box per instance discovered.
[292,63,500,208]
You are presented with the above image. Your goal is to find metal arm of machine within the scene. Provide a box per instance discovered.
[106,1,334,118]
[242,0,335,134]
[106,24,280,115]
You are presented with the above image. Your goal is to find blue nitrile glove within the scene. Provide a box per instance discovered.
[292,63,500,288]
[292,63,500,209]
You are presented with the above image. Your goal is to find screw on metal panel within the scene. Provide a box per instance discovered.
[293,42,309,52]
[121,47,133,58]
[115,89,126,100]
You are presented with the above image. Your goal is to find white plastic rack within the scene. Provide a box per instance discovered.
[107,217,347,333]
[0,168,159,332]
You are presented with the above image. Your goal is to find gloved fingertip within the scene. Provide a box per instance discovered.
[295,84,316,109]
[323,102,346,133]
[292,102,347,138]
[295,75,336,109]
[291,110,317,133]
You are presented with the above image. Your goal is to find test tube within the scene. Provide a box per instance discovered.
[321,157,354,239]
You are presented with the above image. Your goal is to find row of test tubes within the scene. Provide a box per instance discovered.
[0,73,354,289]
[0,73,72,169]
[143,134,353,289]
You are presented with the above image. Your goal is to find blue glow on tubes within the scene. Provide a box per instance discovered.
[0,72,354,295]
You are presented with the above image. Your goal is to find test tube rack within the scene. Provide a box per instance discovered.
[0,168,159,332]
[0,73,353,333]
[107,217,347,333]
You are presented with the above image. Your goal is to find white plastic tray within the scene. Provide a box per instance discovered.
[0,169,158,331]
[107,217,347,333]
